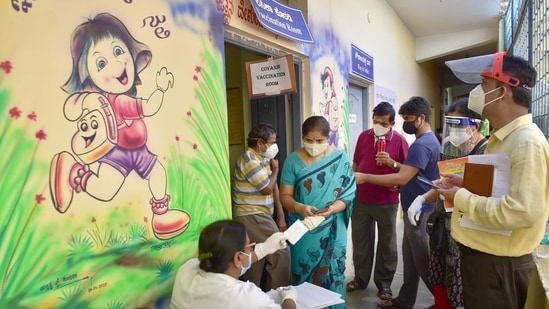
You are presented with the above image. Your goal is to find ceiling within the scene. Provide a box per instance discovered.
[386,0,505,38]
[385,0,508,87]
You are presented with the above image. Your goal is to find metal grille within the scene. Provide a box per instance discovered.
[532,0,549,139]
[505,0,549,139]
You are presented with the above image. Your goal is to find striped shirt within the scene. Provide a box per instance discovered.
[232,148,273,217]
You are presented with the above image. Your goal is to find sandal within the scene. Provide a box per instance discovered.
[346,280,365,292]
[378,299,409,309]
[377,287,393,300]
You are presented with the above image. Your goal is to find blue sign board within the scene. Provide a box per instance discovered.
[250,0,314,44]
[351,44,374,82]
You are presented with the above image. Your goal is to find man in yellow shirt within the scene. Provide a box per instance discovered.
[441,52,549,308]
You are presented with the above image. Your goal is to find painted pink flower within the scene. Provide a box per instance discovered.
[35,130,47,140]
[35,194,46,204]
[187,111,192,117]
[193,75,198,81]
[9,107,21,119]
[91,217,96,223]
[175,136,180,141]
[27,111,37,121]
[193,143,198,150]
[0,61,12,74]
[144,216,148,223]
[194,66,201,73]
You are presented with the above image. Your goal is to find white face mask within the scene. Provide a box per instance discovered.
[263,143,279,159]
[448,127,471,146]
[303,141,328,157]
[372,124,390,137]
[239,251,252,277]
[467,84,503,115]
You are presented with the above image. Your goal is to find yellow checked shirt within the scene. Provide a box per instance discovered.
[232,148,274,217]
[451,114,549,256]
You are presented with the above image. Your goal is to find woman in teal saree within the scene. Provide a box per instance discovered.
[280,116,356,307]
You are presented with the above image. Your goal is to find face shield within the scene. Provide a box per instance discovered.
[445,52,525,88]
[441,116,479,159]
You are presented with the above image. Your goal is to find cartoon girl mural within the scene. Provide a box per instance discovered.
[49,12,190,240]
[319,66,339,147]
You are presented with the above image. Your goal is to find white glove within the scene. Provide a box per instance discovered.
[302,216,325,230]
[254,232,288,260]
[278,286,298,303]
[407,195,425,227]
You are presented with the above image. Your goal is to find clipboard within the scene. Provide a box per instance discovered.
[460,158,512,236]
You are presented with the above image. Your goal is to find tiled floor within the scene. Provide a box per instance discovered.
[345,210,434,309]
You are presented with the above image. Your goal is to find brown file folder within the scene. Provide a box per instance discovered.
[463,163,495,197]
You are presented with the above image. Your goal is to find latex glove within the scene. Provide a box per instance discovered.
[277,286,298,303]
[407,195,425,227]
[302,216,325,230]
[254,232,288,260]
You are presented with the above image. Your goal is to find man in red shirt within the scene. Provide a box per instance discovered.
[347,102,409,301]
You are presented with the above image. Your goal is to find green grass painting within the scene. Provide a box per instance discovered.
[0,34,230,307]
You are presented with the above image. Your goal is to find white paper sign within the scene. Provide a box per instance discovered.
[247,55,295,97]
[284,220,308,245]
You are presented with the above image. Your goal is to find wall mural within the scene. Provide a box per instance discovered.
[305,7,351,153]
[1,1,230,307]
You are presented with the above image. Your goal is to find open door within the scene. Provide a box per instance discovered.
[251,95,288,170]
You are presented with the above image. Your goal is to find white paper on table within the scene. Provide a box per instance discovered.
[460,154,512,235]
[295,281,344,309]
[284,220,308,245]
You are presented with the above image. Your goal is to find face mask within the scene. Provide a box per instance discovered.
[303,141,328,157]
[448,127,471,146]
[239,251,252,276]
[402,120,418,135]
[467,84,503,115]
[373,124,390,137]
[263,143,279,159]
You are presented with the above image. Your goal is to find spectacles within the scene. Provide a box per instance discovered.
[264,139,277,146]
[239,242,256,254]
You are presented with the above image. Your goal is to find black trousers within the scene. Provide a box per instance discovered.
[460,244,534,309]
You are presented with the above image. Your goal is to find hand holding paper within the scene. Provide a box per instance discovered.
[254,232,288,260]
[283,216,325,245]
[302,216,325,230]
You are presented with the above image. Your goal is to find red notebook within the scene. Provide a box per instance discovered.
[462,163,495,197]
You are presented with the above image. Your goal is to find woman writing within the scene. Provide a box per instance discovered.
[170,220,296,309]
[279,116,356,306]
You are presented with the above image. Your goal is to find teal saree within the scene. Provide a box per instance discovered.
[281,148,356,306]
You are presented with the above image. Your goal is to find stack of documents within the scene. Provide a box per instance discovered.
[295,281,344,309]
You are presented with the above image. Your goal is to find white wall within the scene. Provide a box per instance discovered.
[327,0,442,130]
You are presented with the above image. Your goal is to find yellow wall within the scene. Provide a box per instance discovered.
[0,1,231,307]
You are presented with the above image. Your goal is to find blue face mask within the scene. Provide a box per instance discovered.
[239,251,252,276]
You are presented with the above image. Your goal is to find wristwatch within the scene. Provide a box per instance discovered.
[392,161,398,169]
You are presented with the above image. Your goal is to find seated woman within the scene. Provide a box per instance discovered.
[170,220,297,309]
